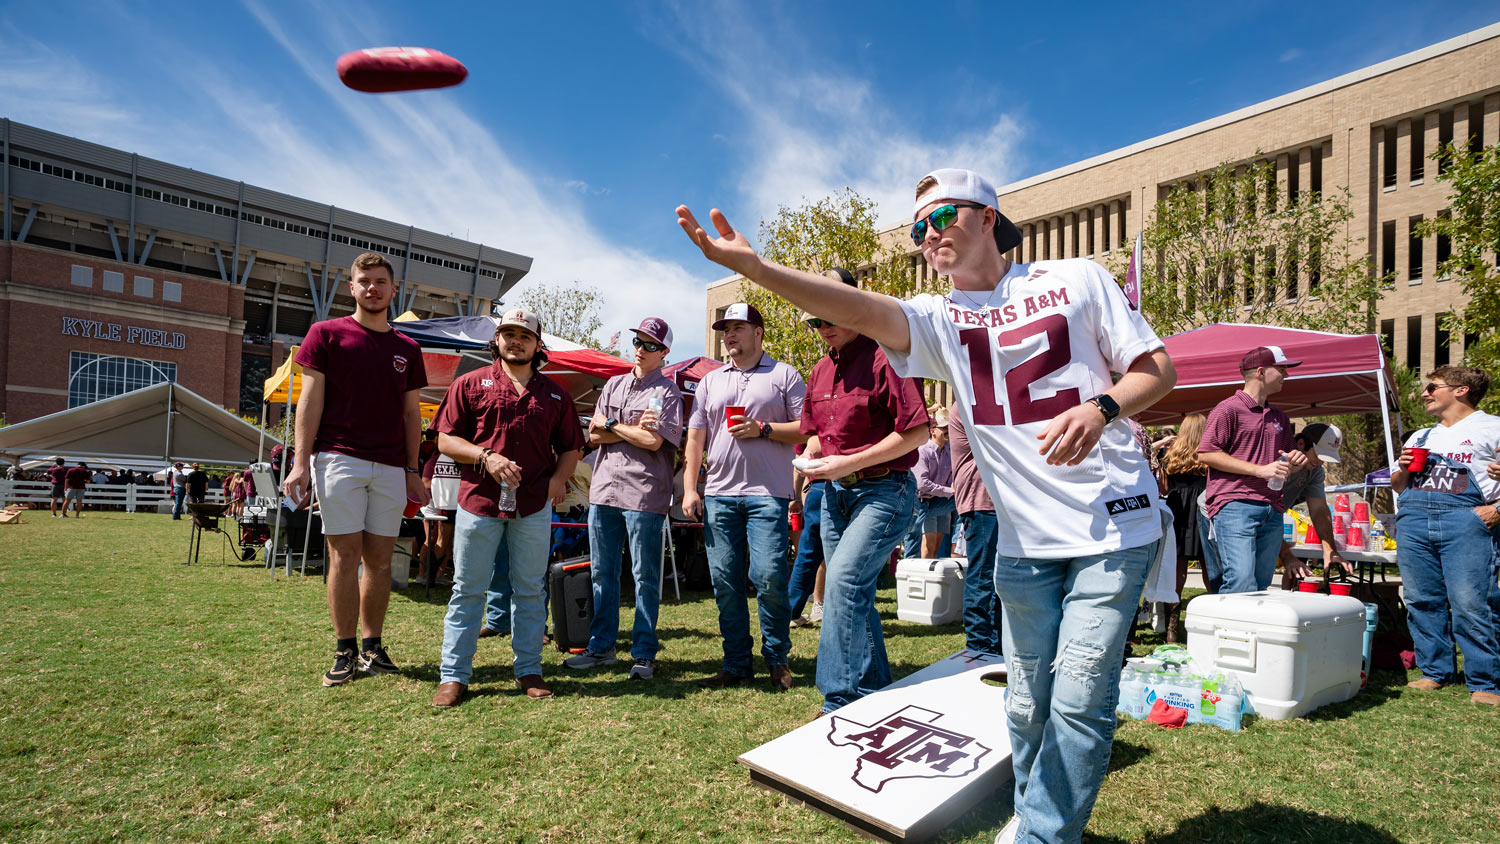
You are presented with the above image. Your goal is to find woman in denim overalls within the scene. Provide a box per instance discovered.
[1392,368,1500,707]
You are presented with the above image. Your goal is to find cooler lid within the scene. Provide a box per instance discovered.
[1184,590,1368,630]
[895,557,965,575]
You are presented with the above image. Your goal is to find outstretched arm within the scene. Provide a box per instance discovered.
[677,206,912,354]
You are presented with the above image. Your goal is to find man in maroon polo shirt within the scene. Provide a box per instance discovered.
[429,308,583,708]
[63,461,90,518]
[281,251,429,687]
[1198,345,1308,593]
[796,290,929,713]
[46,457,67,518]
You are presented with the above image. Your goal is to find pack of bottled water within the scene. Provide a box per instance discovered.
[1117,647,1246,732]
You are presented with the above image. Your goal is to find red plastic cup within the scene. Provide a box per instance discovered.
[1305,523,1320,545]
[1407,447,1430,473]
[1298,581,1320,593]
[1332,513,1348,538]
[404,497,422,518]
[789,512,803,531]
[725,405,747,431]
[1353,501,1369,522]
[1334,493,1350,513]
[1329,583,1353,596]
[1347,524,1366,551]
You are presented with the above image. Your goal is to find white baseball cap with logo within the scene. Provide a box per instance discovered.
[497,308,542,338]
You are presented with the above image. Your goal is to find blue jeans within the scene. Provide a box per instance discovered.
[818,473,915,712]
[586,504,665,660]
[1210,500,1281,593]
[994,540,1158,844]
[1397,501,1500,693]
[440,505,553,683]
[1197,508,1223,594]
[703,495,792,676]
[904,497,956,557]
[959,510,1003,655]
[484,543,511,633]
[789,482,825,617]
[172,486,186,519]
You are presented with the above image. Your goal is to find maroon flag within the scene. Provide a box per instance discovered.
[1123,231,1143,311]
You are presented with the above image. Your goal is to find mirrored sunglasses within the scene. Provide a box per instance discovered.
[910,202,985,246]
[805,318,836,329]
[632,336,667,353]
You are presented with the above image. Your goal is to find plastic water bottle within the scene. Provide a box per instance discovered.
[497,478,517,513]
[1267,455,1288,491]
[1118,667,1148,719]
[646,389,665,431]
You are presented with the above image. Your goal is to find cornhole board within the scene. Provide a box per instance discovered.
[738,650,1012,842]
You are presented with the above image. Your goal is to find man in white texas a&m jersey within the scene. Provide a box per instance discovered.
[677,168,1176,844]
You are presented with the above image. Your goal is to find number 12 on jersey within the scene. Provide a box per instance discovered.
[959,314,1080,427]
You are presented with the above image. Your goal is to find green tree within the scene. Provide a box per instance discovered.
[513,282,607,351]
[743,188,942,378]
[1417,142,1500,412]
[1106,158,1387,338]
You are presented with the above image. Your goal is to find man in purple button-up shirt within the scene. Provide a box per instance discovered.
[682,303,807,691]
[564,318,684,681]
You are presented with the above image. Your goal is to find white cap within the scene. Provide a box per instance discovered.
[914,168,999,218]
[497,308,542,338]
[1302,423,1343,464]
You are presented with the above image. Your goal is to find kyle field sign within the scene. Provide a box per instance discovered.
[739,650,1012,842]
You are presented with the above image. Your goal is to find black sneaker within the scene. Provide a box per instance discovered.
[628,658,656,681]
[323,648,357,687]
[358,645,400,676]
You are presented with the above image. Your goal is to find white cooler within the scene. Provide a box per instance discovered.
[896,558,966,625]
[1185,590,1365,720]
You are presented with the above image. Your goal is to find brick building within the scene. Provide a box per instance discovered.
[1,119,532,424]
[705,23,1500,401]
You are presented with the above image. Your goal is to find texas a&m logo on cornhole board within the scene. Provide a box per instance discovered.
[828,705,992,793]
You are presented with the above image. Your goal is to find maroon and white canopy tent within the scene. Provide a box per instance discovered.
[1137,323,1402,471]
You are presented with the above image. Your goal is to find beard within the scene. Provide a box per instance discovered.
[501,348,535,366]
[355,297,389,316]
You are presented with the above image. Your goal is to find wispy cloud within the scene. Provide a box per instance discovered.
[654,1,1026,233]
[1279,48,1303,63]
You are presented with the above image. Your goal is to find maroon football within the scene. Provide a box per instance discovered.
[336,47,468,93]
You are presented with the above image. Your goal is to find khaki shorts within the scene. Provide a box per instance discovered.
[313,452,406,537]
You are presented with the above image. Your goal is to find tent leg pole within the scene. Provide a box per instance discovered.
[256,403,267,464]
[1376,369,1400,515]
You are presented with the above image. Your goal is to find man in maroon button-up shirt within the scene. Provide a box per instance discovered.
[429,309,583,707]
[797,303,929,713]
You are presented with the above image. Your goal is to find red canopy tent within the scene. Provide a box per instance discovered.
[1140,323,1402,470]
[662,355,723,416]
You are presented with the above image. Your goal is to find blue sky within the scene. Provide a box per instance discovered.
[2,1,1497,359]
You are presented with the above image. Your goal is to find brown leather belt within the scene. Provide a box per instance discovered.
[838,468,900,486]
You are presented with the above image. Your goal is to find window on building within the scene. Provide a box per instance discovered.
[67,352,177,409]
[1380,319,1395,357]
[1435,315,1451,367]
[1438,109,1454,175]
[163,281,182,303]
[1410,121,1425,182]
[1311,146,1323,195]
[1408,217,1424,281]
[1381,221,1396,281]
[1406,315,1422,371]
[71,265,93,288]
[1470,101,1485,155]
[133,276,153,298]
[1382,125,1397,188]
[1436,210,1451,277]
[102,271,124,293]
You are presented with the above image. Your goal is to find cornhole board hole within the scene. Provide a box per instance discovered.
[739,650,1011,842]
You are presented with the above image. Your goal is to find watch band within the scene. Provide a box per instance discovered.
[604,418,618,432]
[759,421,773,438]
[1088,394,1121,423]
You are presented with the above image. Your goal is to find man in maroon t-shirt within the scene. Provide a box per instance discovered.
[1198,345,1308,593]
[64,461,90,518]
[46,457,67,518]
[281,252,429,688]
[796,297,929,713]
[428,309,583,708]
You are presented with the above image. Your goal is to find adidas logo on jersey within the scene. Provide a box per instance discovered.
[1460,439,1473,446]
[1105,494,1152,516]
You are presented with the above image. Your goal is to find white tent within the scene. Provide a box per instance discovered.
[0,381,280,467]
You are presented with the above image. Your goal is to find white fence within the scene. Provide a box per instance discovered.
[0,479,225,513]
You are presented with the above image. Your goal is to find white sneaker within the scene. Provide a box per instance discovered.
[627,658,655,680]
[563,648,617,670]
[809,602,824,624]
[790,615,813,628]
[993,816,1020,844]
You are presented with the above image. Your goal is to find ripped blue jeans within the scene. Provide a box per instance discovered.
[992,540,1158,844]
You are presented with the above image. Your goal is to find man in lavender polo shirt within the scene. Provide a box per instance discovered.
[564,317,684,681]
[682,303,807,691]
[1198,345,1309,593]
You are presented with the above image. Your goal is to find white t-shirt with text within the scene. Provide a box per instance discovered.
[883,258,1165,558]
[1403,410,1500,502]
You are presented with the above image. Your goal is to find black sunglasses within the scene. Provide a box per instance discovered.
[910,203,986,246]
[632,336,667,353]
[806,318,836,329]
[1422,382,1454,394]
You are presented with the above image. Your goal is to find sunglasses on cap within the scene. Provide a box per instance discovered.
[632,336,667,353]
[910,203,986,246]
[805,318,836,329]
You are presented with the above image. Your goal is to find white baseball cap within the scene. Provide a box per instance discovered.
[497,308,542,338]
[914,168,1023,252]
[1299,423,1343,464]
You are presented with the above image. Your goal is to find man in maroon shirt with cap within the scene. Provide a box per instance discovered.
[429,308,583,708]
[796,281,930,713]
[1198,345,1309,593]
[281,252,429,687]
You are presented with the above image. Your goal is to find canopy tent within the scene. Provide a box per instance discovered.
[662,355,723,416]
[0,381,280,467]
[1140,323,1403,504]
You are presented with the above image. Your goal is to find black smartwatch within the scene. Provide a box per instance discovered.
[604,418,619,432]
[759,421,773,438]
[1087,394,1121,423]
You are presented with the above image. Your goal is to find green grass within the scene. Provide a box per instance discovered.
[1,512,1496,843]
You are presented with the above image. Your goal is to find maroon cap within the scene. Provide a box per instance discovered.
[711,303,764,331]
[634,317,673,349]
[1240,345,1301,371]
